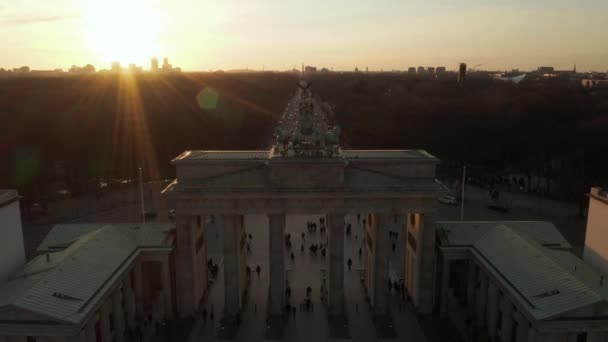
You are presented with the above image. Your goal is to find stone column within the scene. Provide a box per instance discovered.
[439,256,451,316]
[100,302,112,342]
[500,301,514,342]
[486,282,499,340]
[161,258,174,318]
[67,328,87,342]
[85,318,97,342]
[476,274,488,328]
[133,261,144,318]
[527,327,538,342]
[123,274,136,328]
[328,212,345,315]
[175,213,196,316]
[223,214,244,318]
[5,337,26,342]
[586,332,605,342]
[112,291,125,342]
[515,311,529,342]
[417,212,437,314]
[373,213,391,314]
[466,261,476,316]
[268,213,286,316]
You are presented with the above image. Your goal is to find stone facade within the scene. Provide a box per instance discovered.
[163,149,446,318]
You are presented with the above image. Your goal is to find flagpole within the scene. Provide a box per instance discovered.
[139,167,145,224]
[461,165,466,221]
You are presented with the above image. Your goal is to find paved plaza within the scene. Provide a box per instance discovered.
[187,213,423,342]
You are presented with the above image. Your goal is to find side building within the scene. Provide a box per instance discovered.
[0,223,179,342]
[585,187,608,273]
[0,190,26,283]
[435,221,608,342]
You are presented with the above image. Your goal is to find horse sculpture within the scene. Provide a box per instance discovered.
[325,126,341,156]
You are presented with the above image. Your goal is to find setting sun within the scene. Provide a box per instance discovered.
[84,0,164,67]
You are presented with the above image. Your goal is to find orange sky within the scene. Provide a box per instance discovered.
[0,0,607,72]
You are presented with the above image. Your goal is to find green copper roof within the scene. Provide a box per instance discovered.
[38,223,174,253]
[437,221,606,320]
[0,227,138,324]
[436,221,571,249]
[472,225,604,320]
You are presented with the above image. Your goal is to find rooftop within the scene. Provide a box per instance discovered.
[438,221,607,320]
[0,227,138,324]
[38,222,174,253]
[589,187,608,205]
[172,149,438,162]
[0,224,174,325]
[0,189,19,208]
[436,221,571,249]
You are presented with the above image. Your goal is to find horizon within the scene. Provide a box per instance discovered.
[0,0,607,72]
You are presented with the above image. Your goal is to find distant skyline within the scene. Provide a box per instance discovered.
[0,0,607,72]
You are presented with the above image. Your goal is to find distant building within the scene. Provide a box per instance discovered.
[458,63,467,83]
[582,79,608,88]
[69,64,95,74]
[427,67,435,74]
[151,57,159,72]
[584,187,608,273]
[436,66,446,74]
[162,57,172,71]
[304,66,317,73]
[537,66,555,74]
[13,66,30,74]
[0,190,25,283]
[408,67,416,74]
[417,66,425,74]
[111,61,121,73]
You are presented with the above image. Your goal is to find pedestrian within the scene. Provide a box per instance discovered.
[362,218,366,227]
[292,306,296,319]
[254,303,257,312]
[392,242,396,253]
[356,303,359,312]
[203,307,207,322]
[358,247,362,258]
[347,258,352,271]
[357,213,361,223]
[302,232,305,241]
[249,233,253,241]
[291,252,295,263]
[256,265,261,278]
[388,279,393,294]
[300,244,304,255]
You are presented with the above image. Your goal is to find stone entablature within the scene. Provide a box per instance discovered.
[167,149,443,195]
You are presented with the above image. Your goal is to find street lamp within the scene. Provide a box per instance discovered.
[461,165,466,221]
[139,167,145,224]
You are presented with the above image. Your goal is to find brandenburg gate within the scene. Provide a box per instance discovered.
[162,81,446,322]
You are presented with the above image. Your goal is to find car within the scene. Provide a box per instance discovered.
[144,211,157,219]
[438,195,458,205]
[488,204,509,213]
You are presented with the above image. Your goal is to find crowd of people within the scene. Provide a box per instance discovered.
[195,214,410,329]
